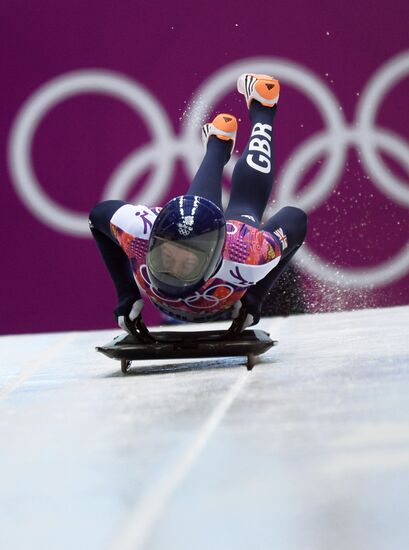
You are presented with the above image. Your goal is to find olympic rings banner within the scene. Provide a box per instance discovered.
[2,1,409,334]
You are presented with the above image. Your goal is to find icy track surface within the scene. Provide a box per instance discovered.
[1,306,409,550]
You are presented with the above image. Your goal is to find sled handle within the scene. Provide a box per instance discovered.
[225,308,247,338]
[135,317,156,343]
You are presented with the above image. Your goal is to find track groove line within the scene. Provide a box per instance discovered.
[111,318,285,550]
[0,333,77,401]
[111,370,249,550]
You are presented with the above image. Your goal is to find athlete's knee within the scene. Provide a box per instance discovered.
[287,206,307,232]
[281,206,308,242]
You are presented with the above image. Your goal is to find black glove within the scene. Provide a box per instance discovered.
[115,298,144,334]
[231,291,263,331]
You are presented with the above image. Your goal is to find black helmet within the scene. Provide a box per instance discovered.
[147,195,226,298]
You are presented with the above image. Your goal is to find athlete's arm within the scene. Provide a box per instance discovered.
[89,200,142,321]
[234,246,301,328]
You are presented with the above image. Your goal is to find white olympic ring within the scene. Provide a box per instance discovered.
[8,71,175,236]
[139,265,181,304]
[8,52,409,288]
[184,284,235,309]
[139,264,235,309]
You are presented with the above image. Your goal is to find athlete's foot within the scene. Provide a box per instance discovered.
[202,113,238,151]
[237,73,280,108]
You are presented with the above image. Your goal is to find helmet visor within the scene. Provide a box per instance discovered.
[147,232,220,287]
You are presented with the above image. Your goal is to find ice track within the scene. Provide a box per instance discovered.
[1,306,409,550]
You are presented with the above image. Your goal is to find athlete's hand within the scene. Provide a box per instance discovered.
[231,293,262,331]
[117,299,144,334]
[231,301,254,331]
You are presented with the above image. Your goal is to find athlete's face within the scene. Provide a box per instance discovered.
[160,241,200,279]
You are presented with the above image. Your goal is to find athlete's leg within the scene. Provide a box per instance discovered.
[250,206,307,297]
[225,74,279,226]
[240,206,307,324]
[186,114,237,208]
[186,138,230,208]
[225,100,278,226]
[262,205,307,282]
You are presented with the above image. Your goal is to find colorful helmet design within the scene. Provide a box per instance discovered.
[147,195,226,298]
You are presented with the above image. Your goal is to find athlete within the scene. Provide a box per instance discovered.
[89,73,307,333]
